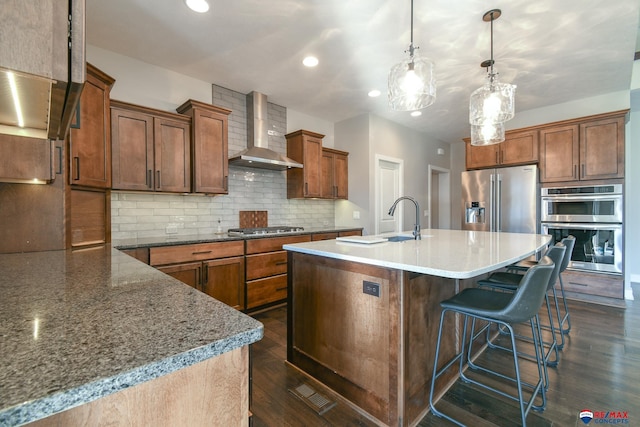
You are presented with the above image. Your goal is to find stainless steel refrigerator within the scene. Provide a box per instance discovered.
[461,165,539,233]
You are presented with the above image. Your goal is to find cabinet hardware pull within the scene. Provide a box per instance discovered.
[275,261,287,266]
[581,164,585,178]
[56,145,63,175]
[202,265,208,284]
[305,182,308,195]
[275,287,287,292]
[73,157,80,180]
[156,170,161,189]
[192,250,213,255]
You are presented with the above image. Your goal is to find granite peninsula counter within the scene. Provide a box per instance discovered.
[283,229,550,426]
[0,246,263,426]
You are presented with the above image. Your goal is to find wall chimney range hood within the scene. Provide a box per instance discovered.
[228,91,303,171]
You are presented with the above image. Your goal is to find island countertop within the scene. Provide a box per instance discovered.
[0,246,263,426]
[283,229,551,279]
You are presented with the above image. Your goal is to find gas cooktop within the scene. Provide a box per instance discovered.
[227,226,305,236]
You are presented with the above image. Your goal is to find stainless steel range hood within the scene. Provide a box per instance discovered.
[228,91,302,171]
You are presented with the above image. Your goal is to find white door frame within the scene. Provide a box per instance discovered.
[374,154,404,235]
[427,165,451,229]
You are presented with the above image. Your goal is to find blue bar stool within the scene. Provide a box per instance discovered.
[429,257,555,426]
[477,243,566,371]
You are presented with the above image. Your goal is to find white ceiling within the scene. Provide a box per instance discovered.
[86,0,639,144]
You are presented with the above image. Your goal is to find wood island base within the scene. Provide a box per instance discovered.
[286,252,480,426]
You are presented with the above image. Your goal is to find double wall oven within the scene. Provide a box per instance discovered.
[541,184,623,274]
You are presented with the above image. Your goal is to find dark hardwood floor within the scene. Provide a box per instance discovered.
[250,286,640,426]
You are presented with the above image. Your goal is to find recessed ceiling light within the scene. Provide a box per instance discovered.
[303,56,319,67]
[185,0,209,13]
[411,111,422,117]
[368,89,381,98]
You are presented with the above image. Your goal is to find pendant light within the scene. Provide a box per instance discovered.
[470,121,505,146]
[469,9,516,126]
[388,0,436,111]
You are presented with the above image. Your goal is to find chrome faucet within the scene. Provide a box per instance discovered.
[388,196,421,240]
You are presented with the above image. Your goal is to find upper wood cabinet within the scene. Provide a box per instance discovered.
[0,136,54,183]
[69,63,115,189]
[286,130,323,198]
[321,148,349,199]
[465,129,539,170]
[176,100,232,194]
[111,100,191,193]
[539,111,626,183]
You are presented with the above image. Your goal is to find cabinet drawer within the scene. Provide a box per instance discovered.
[150,240,244,265]
[339,230,362,237]
[246,251,287,280]
[245,235,311,254]
[246,274,288,309]
[312,232,338,241]
[558,270,623,299]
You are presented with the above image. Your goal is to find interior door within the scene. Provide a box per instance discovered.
[375,157,403,234]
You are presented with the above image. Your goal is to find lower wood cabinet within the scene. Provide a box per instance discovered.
[558,270,623,300]
[245,235,311,310]
[150,241,245,310]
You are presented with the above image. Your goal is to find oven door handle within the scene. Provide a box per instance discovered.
[541,222,622,231]
[541,195,622,202]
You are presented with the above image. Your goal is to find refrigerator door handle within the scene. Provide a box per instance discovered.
[496,174,502,232]
[490,174,495,232]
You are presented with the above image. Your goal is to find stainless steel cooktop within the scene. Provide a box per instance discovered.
[227,226,304,236]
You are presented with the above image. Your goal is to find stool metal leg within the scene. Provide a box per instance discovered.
[430,309,547,426]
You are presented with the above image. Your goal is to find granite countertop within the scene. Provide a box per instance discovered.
[0,247,263,426]
[284,229,551,279]
[113,226,363,249]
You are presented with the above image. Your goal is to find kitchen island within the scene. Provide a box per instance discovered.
[284,229,550,427]
[0,246,263,426]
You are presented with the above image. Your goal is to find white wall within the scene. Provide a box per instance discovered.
[88,45,212,111]
[334,113,451,235]
[287,109,335,148]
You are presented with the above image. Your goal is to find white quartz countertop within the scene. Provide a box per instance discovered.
[283,229,551,279]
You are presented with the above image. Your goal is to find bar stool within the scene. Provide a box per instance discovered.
[429,257,555,427]
[509,236,575,348]
[477,243,565,386]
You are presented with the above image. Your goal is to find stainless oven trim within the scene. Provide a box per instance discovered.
[540,195,623,223]
[541,222,622,275]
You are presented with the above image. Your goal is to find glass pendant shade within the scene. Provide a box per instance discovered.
[469,73,516,125]
[388,55,436,111]
[470,120,505,146]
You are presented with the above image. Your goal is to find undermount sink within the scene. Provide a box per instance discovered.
[387,235,415,242]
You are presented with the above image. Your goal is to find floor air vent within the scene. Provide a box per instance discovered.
[289,383,336,415]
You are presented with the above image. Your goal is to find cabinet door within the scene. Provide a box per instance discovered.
[192,108,228,194]
[69,188,109,247]
[154,117,191,193]
[156,262,201,289]
[203,256,245,310]
[539,125,579,183]
[334,152,348,199]
[465,142,498,170]
[320,150,334,198]
[500,130,538,166]
[579,116,624,180]
[69,66,113,188]
[111,108,154,190]
[303,135,323,197]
